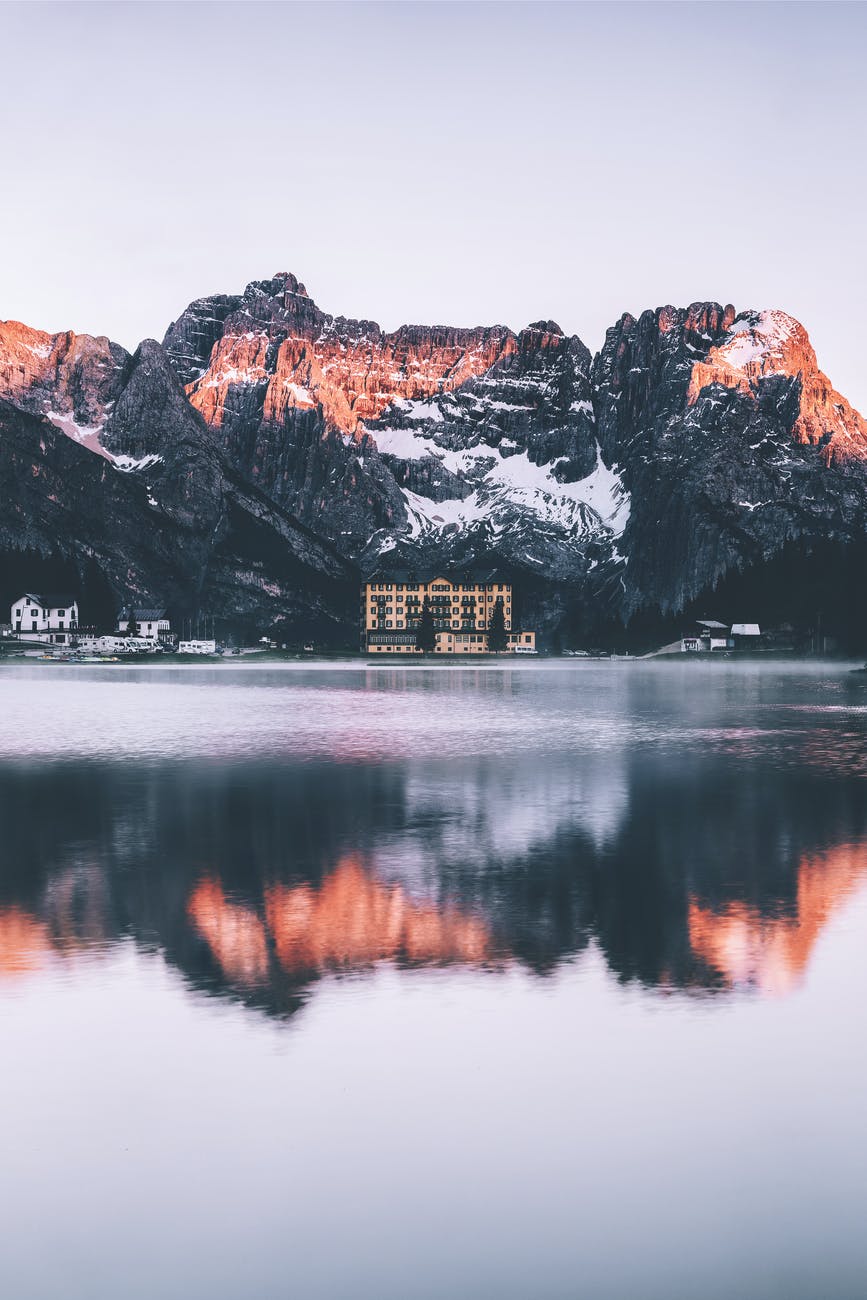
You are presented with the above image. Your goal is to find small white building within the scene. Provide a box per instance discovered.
[117,607,171,641]
[178,639,217,655]
[731,623,761,639]
[10,593,79,640]
[681,619,734,653]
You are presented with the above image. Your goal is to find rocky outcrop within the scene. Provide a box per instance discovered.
[686,309,867,466]
[0,319,127,456]
[171,272,517,438]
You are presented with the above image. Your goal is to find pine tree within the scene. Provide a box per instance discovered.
[126,608,138,639]
[487,597,508,653]
[415,596,437,653]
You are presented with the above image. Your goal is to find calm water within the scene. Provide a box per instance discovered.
[2,661,867,1300]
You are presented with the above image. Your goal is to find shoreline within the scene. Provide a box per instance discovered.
[0,655,861,673]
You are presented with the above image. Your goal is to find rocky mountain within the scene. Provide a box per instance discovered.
[0,319,356,639]
[592,304,867,616]
[2,272,867,644]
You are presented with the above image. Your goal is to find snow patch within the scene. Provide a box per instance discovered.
[46,411,112,461]
[113,453,164,473]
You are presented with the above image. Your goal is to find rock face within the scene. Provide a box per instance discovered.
[592,303,867,615]
[686,309,867,466]
[0,317,357,639]
[3,275,867,642]
[161,277,624,612]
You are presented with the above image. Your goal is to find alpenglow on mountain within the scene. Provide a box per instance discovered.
[2,271,867,644]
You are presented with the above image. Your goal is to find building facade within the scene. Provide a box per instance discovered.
[10,593,79,642]
[361,570,536,655]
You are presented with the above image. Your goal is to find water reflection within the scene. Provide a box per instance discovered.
[688,841,867,996]
[1,744,866,1012]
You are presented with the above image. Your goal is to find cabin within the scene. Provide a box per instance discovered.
[681,619,733,653]
[730,623,761,647]
[9,593,79,643]
[117,607,172,641]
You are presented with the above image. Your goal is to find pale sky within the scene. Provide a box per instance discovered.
[3,0,866,410]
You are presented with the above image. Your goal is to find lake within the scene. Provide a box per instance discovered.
[1,661,866,1300]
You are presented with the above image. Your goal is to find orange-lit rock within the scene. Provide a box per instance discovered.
[187,316,517,438]
[688,841,867,995]
[0,906,55,978]
[187,879,270,986]
[264,856,491,972]
[0,318,126,437]
[687,310,867,466]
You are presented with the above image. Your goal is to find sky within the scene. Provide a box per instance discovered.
[3,0,866,409]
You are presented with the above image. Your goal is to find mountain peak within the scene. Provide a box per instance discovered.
[687,308,867,464]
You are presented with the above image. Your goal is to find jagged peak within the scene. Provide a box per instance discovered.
[523,320,565,338]
[243,271,310,302]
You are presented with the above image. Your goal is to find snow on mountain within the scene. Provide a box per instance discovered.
[373,412,629,543]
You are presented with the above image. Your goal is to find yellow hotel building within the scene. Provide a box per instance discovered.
[361,569,537,655]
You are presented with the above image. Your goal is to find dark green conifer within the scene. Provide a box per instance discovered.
[415,596,437,653]
[487,597,508,653]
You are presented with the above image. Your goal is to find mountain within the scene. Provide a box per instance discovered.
[0,319,356,640]
[2,273,867,644]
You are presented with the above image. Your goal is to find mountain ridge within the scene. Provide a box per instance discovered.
[2,272,867,645]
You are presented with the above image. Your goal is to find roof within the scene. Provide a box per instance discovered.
[731,623,761,636]
[696,618,729,630]
[365,567,508,585]
[119,607,167,620]
[14,592,78,608]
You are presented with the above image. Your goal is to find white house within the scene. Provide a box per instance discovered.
[10,593,79,641]
[117,607,172,641]
[178,640,217,655]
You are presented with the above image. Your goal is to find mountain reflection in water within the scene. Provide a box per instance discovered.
[1,741,866,1015]
[188,859,492,986]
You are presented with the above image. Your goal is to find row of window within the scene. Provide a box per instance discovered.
[369,600,508,613]
[14,607,71,618]
[373,620,510,630]
[367,583,510,594]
